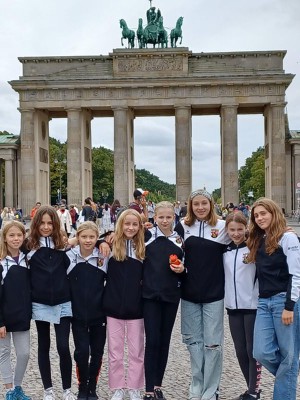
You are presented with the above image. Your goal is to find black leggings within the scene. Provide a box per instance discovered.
[228,312,261,395]
[35,317,72,390]
[72,318,107,390]
[143,299,179,392]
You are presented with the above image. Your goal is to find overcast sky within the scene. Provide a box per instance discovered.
[1,0,299,193]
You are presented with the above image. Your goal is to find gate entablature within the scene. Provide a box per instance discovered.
[9,48,294,214]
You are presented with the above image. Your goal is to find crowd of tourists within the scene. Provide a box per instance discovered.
[0,189,300,400]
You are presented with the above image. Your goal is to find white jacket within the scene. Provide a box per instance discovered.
[224,241,258,310]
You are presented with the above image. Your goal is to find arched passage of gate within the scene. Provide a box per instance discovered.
[9,47,294,215]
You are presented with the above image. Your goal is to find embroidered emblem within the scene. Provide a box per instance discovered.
[211,229,219,238]
[242,253,250,264]
[98,258,104,267]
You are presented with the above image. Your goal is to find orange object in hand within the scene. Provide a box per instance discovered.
[169,254,181,265]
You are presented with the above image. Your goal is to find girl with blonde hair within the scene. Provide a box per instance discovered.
[102,209,145,400]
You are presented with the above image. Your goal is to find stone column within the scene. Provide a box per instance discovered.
[19,109,35,216]
[67,109,88,207]
[113,107,131,205]
[292,143,300,211]
[175,106,192,203]
[220,105,238,206]
[264,103,286,209]
[4,159,14,207]
[0,160,3,209]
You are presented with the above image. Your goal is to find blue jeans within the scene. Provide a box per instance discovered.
[253,294,300,400]
[181,299,224,400]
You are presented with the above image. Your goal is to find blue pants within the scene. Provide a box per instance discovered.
[181,299,224,400]
[253,294,300,400]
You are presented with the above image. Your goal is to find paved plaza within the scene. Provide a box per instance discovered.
[7,309,300,400]
[3,220,300,399]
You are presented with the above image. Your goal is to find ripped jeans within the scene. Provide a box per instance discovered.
[181,299,224,400]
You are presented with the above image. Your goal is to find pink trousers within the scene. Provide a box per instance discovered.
[107,317,144,390]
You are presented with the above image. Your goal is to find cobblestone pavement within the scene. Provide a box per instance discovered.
[6,309,300,400]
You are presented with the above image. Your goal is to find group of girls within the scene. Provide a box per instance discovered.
[1,192,300,400]
[0,201,185,400]
[175,190,300,400]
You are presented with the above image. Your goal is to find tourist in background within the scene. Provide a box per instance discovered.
[247,198,300,400]
[30,202,41,220]
[57,204,72,238]
[147,201,155,225]
[1,207,15,228]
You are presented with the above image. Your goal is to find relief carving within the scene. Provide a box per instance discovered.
[117,57,183,73]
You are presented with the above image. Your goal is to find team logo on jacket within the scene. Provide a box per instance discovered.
[98,258,104,267]
[211,229,219,238]
[242,253,250,264]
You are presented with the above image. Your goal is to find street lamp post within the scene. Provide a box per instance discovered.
[54,155,67,204]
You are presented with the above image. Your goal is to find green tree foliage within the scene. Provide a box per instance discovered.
[92,146,114,203]
[211,147,265,205]
[136,169,176,202]
[0,131,13,135]
[239,147,265,202]
[49,139,176,204]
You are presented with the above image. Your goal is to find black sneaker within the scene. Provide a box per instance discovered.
[233,391,261,400]
[87,389,98,400]
[153,389,165,400]
[143,395,155,400]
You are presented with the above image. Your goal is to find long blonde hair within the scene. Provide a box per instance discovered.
[247,197,286,262]
[0,221,26,259]
[113,209,145,261]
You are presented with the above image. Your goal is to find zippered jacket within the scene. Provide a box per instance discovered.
[143,226,184,303]
[66,246,107,324]
[0,252,31,332]
[256,232,300,311]
[102,240,143,320]
[175,219,229,303]
[26,237,71,306]
[223,241,258,311]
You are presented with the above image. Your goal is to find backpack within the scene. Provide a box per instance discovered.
[88,209,97,222]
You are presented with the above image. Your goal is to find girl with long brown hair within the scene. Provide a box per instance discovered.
[247,198,300,400]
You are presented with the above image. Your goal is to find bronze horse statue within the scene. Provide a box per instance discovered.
[157,16,168,48]
[170,16,183,48]
[137,18,144,48]
[120,19,135,48]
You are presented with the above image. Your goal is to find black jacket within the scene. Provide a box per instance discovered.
[175,219,229,303]
[0,253,31,332]
[66,246,107,324]
[143,227,184,303]
[26,237,71,306]
[102,242,143,319]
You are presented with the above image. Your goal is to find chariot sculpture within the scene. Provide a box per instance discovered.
[119,1,183,49]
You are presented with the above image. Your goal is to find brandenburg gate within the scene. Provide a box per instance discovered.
[9,47,294,214]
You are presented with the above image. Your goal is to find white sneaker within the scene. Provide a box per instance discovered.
[111,389,125,400]
[128,389,141,400]
[63,389,77,400]
[43,389,55,400]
